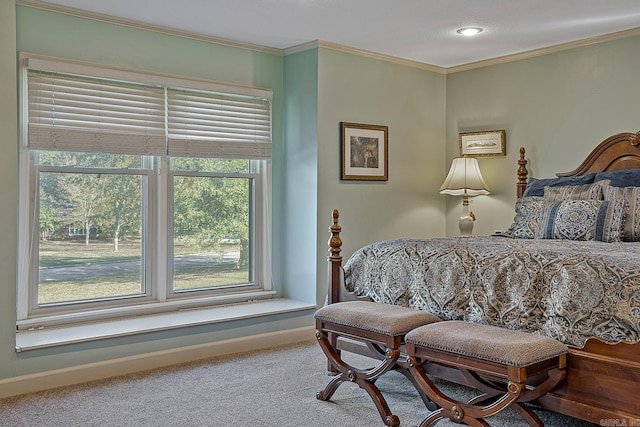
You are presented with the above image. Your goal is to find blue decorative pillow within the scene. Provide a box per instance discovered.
[522,173,596,197]
[538,199,624,242]
[594,169,640,187]
[502,197,549,239]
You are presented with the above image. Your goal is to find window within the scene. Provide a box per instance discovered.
[35,152,150,306]
[170,160,252,293]
[17,55,272,327]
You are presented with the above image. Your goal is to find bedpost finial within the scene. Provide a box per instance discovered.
[631,131,640,146]
[517,147,529,198]
[329,209,342,261]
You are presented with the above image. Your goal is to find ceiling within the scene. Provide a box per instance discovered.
[38,0,640,68]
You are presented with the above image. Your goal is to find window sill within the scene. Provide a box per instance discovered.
[15,298,316,352]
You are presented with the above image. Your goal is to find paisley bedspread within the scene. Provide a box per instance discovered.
[343,237,640,347]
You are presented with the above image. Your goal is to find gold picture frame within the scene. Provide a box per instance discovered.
[459,130,506,157]
[341,122,389,181]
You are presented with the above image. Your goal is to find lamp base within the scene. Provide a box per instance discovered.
[459,214,474,236]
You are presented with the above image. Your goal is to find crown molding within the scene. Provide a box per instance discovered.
[285,40,448,74]
[318,41,448,74]
[17,1,640,74]
[19,0,444,74]
[447,26,640,74]
[17,0,284,56]
[283,40,320,56]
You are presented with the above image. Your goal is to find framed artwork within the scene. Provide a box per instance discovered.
[459,130,506,157]
[340,122,388,181]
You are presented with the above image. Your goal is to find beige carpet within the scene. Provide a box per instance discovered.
[0,341,597,426]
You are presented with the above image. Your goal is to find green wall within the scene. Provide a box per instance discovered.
[282,47,447,306]
[282,48,319,303]
[445,35,640,237]
[316,49,447,302]
[0,0,18,380]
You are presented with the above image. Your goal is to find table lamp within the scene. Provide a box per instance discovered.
[440,157,490,236]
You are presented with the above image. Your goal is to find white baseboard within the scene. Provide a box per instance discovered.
[1,326,316,399]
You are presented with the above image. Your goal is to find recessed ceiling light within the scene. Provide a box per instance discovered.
[457,27,483,36]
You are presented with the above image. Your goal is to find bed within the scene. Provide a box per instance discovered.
[326,131,640,425]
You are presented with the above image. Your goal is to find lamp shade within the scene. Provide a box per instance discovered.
[439,157,490,196]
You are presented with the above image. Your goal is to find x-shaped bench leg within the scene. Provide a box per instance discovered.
[316,329,401,427]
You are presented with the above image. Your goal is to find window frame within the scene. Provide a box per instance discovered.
[16,53,273,329]
[28,160,157,316]
[166,166,262,298]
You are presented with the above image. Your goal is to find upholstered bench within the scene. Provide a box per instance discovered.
[314,301,441,427]
[405,321,568,427]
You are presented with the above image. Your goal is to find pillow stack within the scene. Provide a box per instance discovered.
[595,169,640,242]
[506,176,627,242]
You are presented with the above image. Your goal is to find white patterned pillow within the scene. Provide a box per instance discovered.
[503,197,549,239]
[603,185,640,241]
[538,199,624,242]
[542,180,607,202]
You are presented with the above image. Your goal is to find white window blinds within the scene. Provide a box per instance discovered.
[27,70,167,155]
[167,89,272,159]
[25,56,272,159]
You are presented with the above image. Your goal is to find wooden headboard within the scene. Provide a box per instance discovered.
[517,131,640,198]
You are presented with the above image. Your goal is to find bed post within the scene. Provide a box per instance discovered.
[517,147,528,199]
[327,209,343,304]
[326,210,372,304]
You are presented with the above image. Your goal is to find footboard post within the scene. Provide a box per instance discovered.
[327,209,343,305]
[517,147,528,199]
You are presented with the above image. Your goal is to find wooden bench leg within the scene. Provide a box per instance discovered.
[316,329,401,427]
[326,331,339,375]
[391,363,439,411]
[408,358,567,427]
[408,357,523,427]
[511,403,543,427]
[362,342,438,411]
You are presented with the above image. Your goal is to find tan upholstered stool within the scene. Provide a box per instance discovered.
[314,301,441,427]
[405,321,568,427]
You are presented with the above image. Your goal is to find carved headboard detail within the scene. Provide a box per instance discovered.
[557,131,640,177]
[516,131,640,198]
